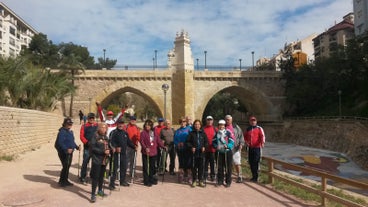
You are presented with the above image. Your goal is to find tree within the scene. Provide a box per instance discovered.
[96,57,117,69]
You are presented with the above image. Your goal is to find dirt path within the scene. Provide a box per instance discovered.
[0,124,314,207]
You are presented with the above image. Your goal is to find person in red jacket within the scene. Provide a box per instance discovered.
[79,112,98,183]
[140,119,166,187]
[203,115,217,182]
[244,116,265,183]
[125,116,140,177]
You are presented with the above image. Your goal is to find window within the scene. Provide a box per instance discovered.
[9,26,15,36]
[9,37,15,46]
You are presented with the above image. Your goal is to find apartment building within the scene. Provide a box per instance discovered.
[354,0,368,36]
[0,2,38,58]
[313,13,355,59]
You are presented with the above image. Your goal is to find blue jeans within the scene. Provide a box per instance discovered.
[80,148,91,179]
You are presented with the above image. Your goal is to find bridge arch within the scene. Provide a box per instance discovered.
[194,81,276,121]
[93,82,165,119]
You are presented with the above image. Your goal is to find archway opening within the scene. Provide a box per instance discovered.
[99,87,162,122]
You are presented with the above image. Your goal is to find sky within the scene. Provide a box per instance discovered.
[2,0,353,68]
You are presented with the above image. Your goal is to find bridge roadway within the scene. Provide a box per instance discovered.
[0,124,315,207]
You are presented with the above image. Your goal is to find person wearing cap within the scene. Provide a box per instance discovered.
[213,119,234,187]
[96,102,126,138]
[174,117,192,183]
[125,115,140,177]
[55,117,79,187]
[225,114,245,183]
[186,119,209,187]
[154,118,165,175]
[244,116,265,183]
[203,115,217,181]
[109,118,136,189]
[160,119,176,175]
[79,112,98,183]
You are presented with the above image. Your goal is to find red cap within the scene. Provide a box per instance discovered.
[249,116,257,121]
[107,111,114,115]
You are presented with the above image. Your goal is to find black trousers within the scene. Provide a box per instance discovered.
[217,150,232,185]
[91,163,106,195]
[204,152,215,179]
[110,152,128,186]
[142,154,156,184]
[248,147,261,180]
[167,143,176,173]
[192,154,205,182]
[58,151,72,184]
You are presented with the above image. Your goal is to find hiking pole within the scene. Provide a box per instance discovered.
[109,154,114,195]
[162,149,167,184]
[224,149,228,185]
[131,151,137,184]
[202,152,206,187]
[147,153,150,176]
[77,145,81,178]
[158,148,162,175]
[215,151,219,183]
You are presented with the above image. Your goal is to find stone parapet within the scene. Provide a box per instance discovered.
[0,106,64,157]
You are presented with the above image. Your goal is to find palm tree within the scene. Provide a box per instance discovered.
[58,53,85,117]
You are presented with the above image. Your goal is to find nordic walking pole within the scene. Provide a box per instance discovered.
[131,151,137,184]
[202,152,206,186]
[147,153,150,176]
[161,149,166,184]
[215,151,219,182]
[109,154,114,194]
[77,145,81,178]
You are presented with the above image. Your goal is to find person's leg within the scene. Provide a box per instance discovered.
[217,153,224,185]
[58,151,67,184]
[225,151,233,186]
[109,153,118,188]
[149,156,157,184]
[121,154,128,183]
[209,152,215,181]
[169,144,176,174]
[80,148,90,181]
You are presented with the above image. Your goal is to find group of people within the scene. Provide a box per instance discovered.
[55,103,265,203]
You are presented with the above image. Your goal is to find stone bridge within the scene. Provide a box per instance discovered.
[66,31,286,123]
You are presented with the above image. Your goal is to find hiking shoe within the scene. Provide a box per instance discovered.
[97,190,105,197]
[91,195,96,203]
[210,176,215,182]
[79,178,86,184]
[236,177,243,183]
[120,182,130,187]
[191,181,197,188]
[109,185,116,190]
[199,181,205,187]
[226,183,231,188]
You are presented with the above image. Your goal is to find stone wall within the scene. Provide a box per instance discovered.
[0,106,64,157]
[263,120,368,170]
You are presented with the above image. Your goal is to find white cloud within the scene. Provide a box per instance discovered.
[2,0,352,67]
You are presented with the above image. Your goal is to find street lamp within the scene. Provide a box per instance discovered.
[103,49,106,67]
[239,59,242,70]
[152,57,155,70]
[196,58,199,70]
[338,90,342,117]
[162,83,169,119]
[154,50,158,69]
[251,51,255,70]
[204,51,207,70]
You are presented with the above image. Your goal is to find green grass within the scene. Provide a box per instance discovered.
[0,155,15,161]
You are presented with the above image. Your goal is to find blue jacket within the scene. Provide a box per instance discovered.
[55,127,78,154]
[174,126,191,149]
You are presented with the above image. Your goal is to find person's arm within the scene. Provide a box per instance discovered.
[80,125,88,144]
[96,103,105,122]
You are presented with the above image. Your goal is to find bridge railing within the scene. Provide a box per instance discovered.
[262,156,368,207]
[111,65,254,71]
[284,116,368,123]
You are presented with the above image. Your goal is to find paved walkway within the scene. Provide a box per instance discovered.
[0,124,316,207]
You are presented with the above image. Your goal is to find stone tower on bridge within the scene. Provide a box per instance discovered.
[67,31,285,123]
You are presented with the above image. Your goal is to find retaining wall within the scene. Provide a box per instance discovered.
[0,106,64,157]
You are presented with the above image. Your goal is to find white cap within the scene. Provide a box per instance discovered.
[218,119,226,125]
[225,114,232,119]
[206,116,213,120]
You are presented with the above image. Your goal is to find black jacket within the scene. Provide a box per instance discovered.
[90,134,110,165]
[186,129,209,157]
[109,128,135,156]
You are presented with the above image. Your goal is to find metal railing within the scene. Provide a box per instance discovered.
[263,156,368,207]
[111,65,253,71]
